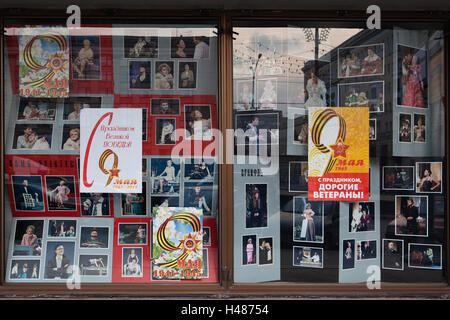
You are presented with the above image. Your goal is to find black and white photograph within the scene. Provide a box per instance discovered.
[413,114,426,143]
[80,227,109,249]
[256,78,277,110]
[399,113,412,143]
[17,98,56,121]
[118,223,148,245]
[293,114,308,145]
[178,61,197,89]
[338,43,384,78]
[171,35,210,59]
[48,220,77,238]
[11,175,44,211]
[45,176,77,211]
[61,125,80,151]
[356,240,377,261]
[184,158,214,181]
[289,161,308,192]
[121,183,147,216]
[242,235,257,266]
[382,239,404,270]
[124,36,158,58]
[122,248,143,277]
[129,60,151,89]
[63,97,101,120]
[339,81,384,112]
[154,61,175,90]
[258,237,273,266]
[342,239,355,270]
[13,124,53,150]
[80,193,111,216]
[184,105,212,140]
[155,118,176,145]
[9,260,40,280]
[348,201,375,233]
[13,220,44,256]
[369,119,376,140]
[70,36,101,80]
[245,184,268,229]
[416,162,442,193]
[151,98,180,115]
[150,158,180,195]
[382,166,414,190]
[408,243,442,270]
[184,182,213,216]
[397,44,428,108]
[293,246,323,268]
[395,195,428,237]
[235,112,280,147]
[78,254,108,276]
[44,241,75,279]
[293,197,323,243]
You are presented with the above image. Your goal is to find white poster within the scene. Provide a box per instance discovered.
[80,108,142,193]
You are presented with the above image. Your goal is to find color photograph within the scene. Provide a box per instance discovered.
[12,175,44,211]
[382,239,404,270]
[45,176,77,211]
[17,98,56,120]
[293,198,323,243]
[339,81,384,112]
[395,195,428,237]
[242,235,257,266]
[13,220,43,256]
[70,36,101,80]
[293,246,323,268]
[338,43,384,78]
[348,201,375,233]
[416,162,442,193]
[245,184,268,229]
[124,36,158,58]
[129,60,151,89]
[382,166,414,190]
[409,243,442,269]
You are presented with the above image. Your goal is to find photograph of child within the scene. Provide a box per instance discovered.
[12,176,44,211]
[245,184,268,229]
[242,235,257,265]
[13,220,43,256]
[395,196,428,236]
[293,197,323,243]
[17,98,56,121]
[45,176,76,211]
[70,36,101,80]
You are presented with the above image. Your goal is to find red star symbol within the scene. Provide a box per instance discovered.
[179,234,201,253]
[108,167,121,178]
[329,138,349,158]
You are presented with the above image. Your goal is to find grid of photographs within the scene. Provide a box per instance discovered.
[242,235,274,267]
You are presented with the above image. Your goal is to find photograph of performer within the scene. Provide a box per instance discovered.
[395,196,428,236]
[361,47,383,75]
[413,114,426,142]
[245,184,268,229]
[71,36,100,79]
[398,45,427,108]
[416,162,441,193]
[242,235,257,265]
[80,227,108,248]
[193,36,210,59]
[349,202,375,232]
[155,62,174,89]
[293,198,323,243]
[184,183,213,216]
[129,62,151,89]
[122,248,143,277]
[409,244,442,269]
[151,159,179,195]
[151,99,179,115]
[179,62,197,89]
[124,36,158,58]
[81,193,110,216]
[383,239,403,270]
[343,239,355,270]
[258,238,273,265]
[45,242,74,279]
[12,176,44,211]
[399,113,412,142]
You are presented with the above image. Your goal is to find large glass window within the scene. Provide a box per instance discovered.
[232,23,446,283]
[3,21,220,284]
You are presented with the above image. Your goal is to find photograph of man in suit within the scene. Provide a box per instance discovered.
[45,244,72,279]
[13,177,43,211]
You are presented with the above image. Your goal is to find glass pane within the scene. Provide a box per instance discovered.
[3,22,220,284]
[232,24,446,283]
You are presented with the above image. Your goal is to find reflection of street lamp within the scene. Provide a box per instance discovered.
[251,53,263,109]
[303,28,330,60]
